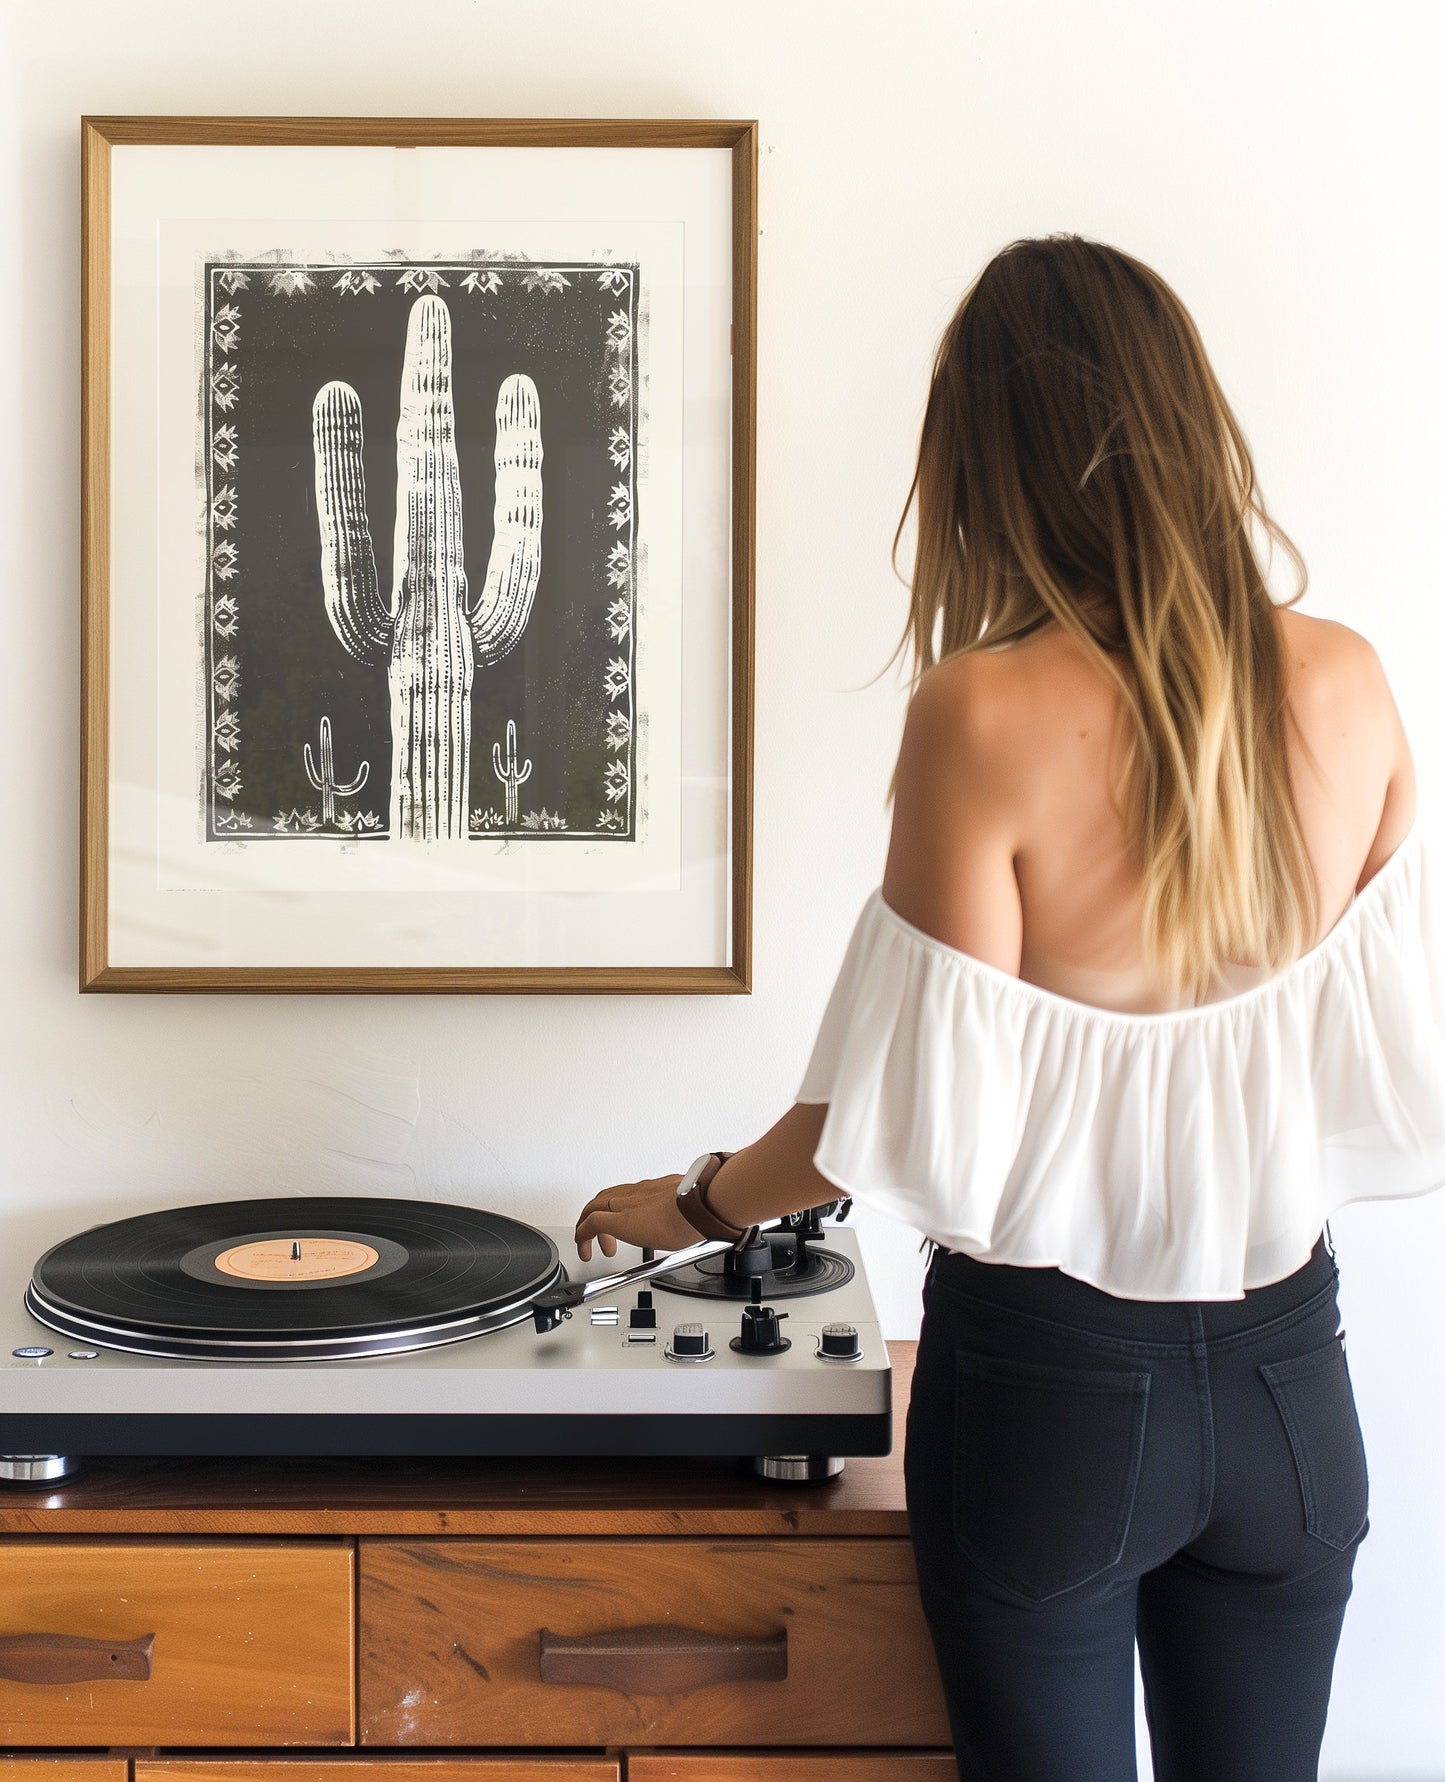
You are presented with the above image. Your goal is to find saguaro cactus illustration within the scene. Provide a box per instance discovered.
[312,295,543,839]
[303,714,369,826]
[492,718,533,825]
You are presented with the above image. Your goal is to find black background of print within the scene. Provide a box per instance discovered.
[207,263,637,839]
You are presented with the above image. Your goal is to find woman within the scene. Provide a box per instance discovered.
[571,235,1445,1781]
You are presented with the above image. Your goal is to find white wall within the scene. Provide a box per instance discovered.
[1,2,1441,1773]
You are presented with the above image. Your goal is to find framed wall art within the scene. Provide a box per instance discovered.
[81,115,756,992]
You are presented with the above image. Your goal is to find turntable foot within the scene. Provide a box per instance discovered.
[0,1454,80,1486]
[752,1455,845,1483]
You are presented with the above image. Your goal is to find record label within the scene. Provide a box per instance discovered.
[214,1238,380,1282]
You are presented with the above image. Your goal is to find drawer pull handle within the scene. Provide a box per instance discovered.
[538,1622,787,1694]
[0,1632,155,1684]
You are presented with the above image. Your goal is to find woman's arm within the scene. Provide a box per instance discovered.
[573,660,1018,1262]
[572,1102,832,1260]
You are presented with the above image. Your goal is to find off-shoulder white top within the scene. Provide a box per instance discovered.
[795,822,1445,1300]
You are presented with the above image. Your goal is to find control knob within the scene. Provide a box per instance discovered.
[665,1320,715,1362]
[817,1321,862,1362]
[730,1278,791,1355]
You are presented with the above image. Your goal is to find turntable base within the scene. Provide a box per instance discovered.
[1,1202,889,1479]
[0,1344,956,1773]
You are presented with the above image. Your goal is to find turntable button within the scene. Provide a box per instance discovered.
[665,1321,714,1361]
[818,1322,863,1361]
[12,1346,52,1359]
[68,1349,100,1360]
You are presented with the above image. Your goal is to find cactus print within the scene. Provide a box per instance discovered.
[200,255,640,843]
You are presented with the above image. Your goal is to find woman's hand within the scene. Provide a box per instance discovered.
[573,1110,838,1263]
[574,1174,700,1260]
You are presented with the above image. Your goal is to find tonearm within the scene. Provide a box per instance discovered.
[530,1201,851,1332]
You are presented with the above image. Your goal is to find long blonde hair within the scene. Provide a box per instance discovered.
[888,233,1317,1002]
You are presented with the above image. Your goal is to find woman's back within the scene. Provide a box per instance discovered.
[881,604,1418,1015]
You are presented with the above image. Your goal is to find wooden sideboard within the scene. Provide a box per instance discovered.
[0,1343,954,1779]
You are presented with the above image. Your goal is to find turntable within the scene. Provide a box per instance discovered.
[0,1196,889,1485]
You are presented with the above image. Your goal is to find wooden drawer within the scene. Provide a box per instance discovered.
[0,1767,127,1782]
[631,1762,957,1781]
[141,1766,618,1781]
[359,1538,951,1748]
[0,1541,353,1746]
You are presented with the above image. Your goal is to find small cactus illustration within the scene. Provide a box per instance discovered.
[492,718,533,825]
[303,715,370,826]
[312,293,543,839]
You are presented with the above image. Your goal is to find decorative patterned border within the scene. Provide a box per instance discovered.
[202,252,640,843]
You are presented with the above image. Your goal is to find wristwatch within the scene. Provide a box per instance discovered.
[675,1151,755,1248]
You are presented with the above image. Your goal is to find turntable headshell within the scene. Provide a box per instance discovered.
[528,1199,854,1333]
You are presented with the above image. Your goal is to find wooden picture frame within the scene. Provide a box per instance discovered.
[81,115,756,992]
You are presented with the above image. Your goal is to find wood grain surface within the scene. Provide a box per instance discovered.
[358,1536,951,1749]
[81,117,754,148]
[141,1765,619,1781]
[0,1767,128,1782]
[629,1760,958,1781]
[78,117,110,991]
[0,1348,914,1538]
[0,1541,354,1746]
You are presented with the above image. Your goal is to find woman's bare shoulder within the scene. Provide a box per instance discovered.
[1276,605,1386,692]
[883,651,1030,969]
[915,627,1118,749]
[917,609,1398,762]
[1275,607,1416,882]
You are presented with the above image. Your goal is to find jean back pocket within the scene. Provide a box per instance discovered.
[952,1347,1151,1603]
[1258,1333,1370,1551]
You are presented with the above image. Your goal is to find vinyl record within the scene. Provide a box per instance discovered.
[25,1197,563,1361]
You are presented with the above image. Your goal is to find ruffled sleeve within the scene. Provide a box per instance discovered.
[794,826,1445,1300]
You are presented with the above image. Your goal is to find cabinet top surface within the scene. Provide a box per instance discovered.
[0,1343,915,1538]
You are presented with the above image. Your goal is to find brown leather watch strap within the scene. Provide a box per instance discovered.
[695,1150,731,1192]
[676,1151,748,1244]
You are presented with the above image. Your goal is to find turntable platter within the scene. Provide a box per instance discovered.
[25,1197,563,1361]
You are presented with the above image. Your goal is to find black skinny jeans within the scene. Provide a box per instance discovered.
[904,1230,1369,1781]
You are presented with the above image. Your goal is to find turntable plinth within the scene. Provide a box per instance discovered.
[0,1344,953,1776]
